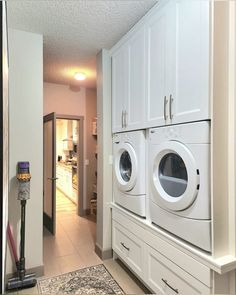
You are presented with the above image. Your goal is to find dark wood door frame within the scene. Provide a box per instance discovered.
[56,114,84,217]
[43,112,56,234]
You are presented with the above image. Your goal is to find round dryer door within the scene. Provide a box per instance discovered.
[114,142,138,192]
[151,141,199,211]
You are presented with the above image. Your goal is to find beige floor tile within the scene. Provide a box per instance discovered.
[56,253,86,274]
[42,190,149,295]
[17,285,39,295]
[76,245,102,265]
[104,259,150,295]
[43,233,77,259]
[43,263,62,278]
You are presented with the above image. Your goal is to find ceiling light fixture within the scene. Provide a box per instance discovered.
[74,72,87,81]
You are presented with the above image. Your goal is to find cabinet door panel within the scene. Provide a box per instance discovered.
[127,28,146,130]
[146,6,168,128]
[112,46,128,133]
[171,0,210,124]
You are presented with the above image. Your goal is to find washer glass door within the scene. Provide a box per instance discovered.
[152,141,199,211]
[120,150,132,182]
[114,142,138,192]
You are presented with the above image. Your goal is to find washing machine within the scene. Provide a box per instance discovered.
[149,121,211,252]
[113,130,146,217]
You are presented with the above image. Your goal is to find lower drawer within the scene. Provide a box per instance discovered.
[145,245,211,295]
[112,221,144,279]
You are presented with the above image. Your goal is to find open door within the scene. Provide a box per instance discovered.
[43,112,56,235]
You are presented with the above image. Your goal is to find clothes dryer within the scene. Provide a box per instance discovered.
[149,121,211,251]
[113,130,146,217]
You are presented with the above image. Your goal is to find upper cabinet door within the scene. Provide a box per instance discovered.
[112,45,128,133]
[170,0,210,124]
[126,28,146,130]
[146,3,170,128]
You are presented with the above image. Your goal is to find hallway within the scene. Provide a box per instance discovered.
[39,191,148,295]
[43,190,101,277]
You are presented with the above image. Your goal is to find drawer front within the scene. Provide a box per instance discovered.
[112,208,211,287]
[145,245,211,295]
[112,221,144,279]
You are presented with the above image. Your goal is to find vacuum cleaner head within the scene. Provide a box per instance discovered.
[6,273,37,291]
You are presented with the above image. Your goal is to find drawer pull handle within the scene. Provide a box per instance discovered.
[162,279,179,294]
[120,242,130,251]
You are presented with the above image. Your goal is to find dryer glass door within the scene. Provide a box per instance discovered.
[152,141,199,211]
[159,153,188,198]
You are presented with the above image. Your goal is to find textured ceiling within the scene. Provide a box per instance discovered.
[7,0,157,89]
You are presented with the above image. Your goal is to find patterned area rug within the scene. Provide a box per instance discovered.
[38,264,125,294]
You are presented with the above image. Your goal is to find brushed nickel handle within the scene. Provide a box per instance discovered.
[162,279,179,294]
[164,96,168,121]
[121,111,124,128]
[124,111,127,128]
[47,177,58,181]
[169,95,174,120]
[120,242,130,251]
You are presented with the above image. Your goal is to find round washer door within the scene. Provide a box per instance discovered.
[151,141,199,211]
[114,142,138,192]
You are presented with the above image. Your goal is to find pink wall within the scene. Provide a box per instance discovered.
[44,82,86,117]
[43,82,97,211]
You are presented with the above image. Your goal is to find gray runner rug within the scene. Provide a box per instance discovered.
[38,264,125,294]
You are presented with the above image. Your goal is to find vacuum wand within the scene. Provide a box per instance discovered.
[6,162,37,291]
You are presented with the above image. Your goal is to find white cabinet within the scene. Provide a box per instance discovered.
[112,29,146,133]
[111,0,210,133]
[112,45,127,132]
[127,28,146,130]
[145,245,211,295]
[146,0,174,127]
[112,207,212,295]
[112,220,145,279]
[171,0,210,125]
[146,0,210,128]
[56,164,75,203]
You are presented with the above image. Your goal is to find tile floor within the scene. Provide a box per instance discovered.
[13,190,149,294]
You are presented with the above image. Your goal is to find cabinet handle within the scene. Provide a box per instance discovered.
[120,242,130,251]
[124,111,127,128]
[164,96,168,121]
[121,111,124,128]
[169,95,174,120]
[162,279,179,294]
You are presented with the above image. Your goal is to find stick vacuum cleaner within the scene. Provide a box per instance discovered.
[7,162,37,291]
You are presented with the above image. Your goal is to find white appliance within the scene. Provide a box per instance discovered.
[149,121,211,252]
[113,130,146,217]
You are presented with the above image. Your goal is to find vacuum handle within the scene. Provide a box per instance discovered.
[7,223,19,263]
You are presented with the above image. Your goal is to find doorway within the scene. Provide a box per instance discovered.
[43,113,100,276]
[43,113,84,235]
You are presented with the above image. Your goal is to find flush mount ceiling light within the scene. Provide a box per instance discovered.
[74,72,87,81]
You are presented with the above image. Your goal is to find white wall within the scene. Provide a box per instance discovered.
[44,83,97,211]
[7,29,43,275]
[96,50,113,258]
[85,89,97,208]
[2,2,9,289]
